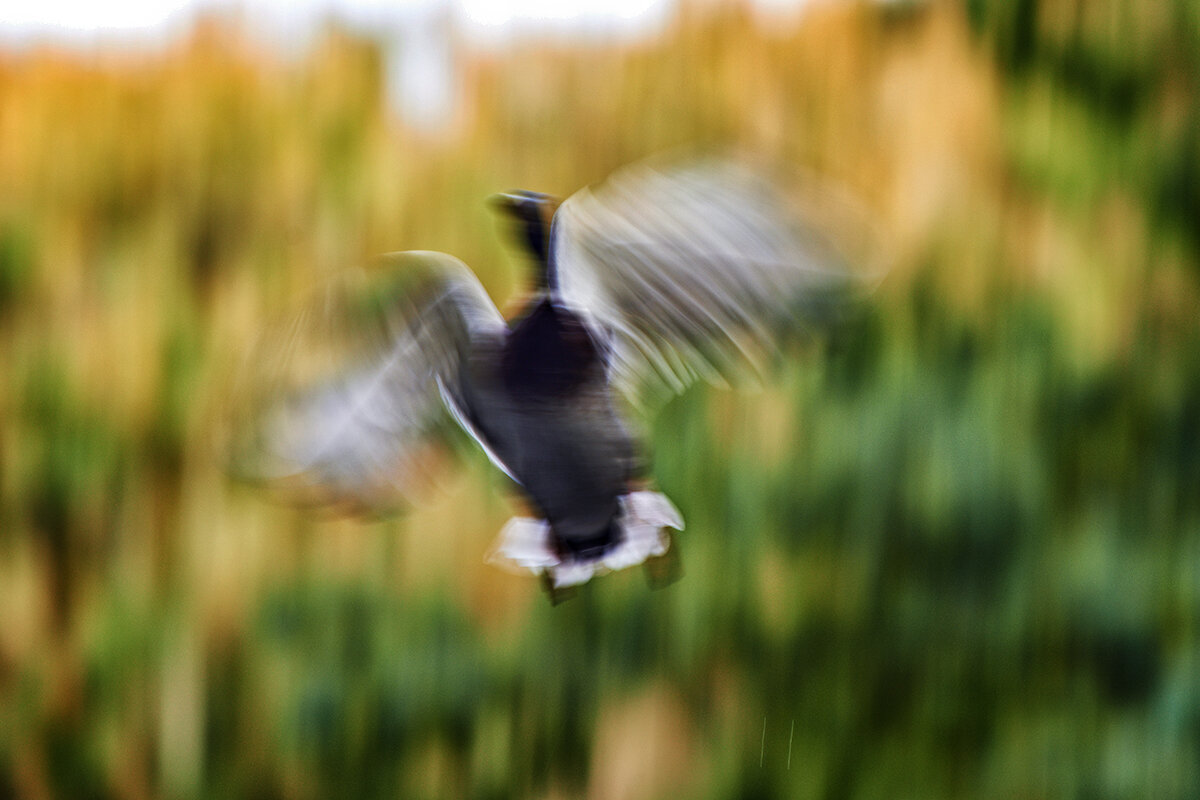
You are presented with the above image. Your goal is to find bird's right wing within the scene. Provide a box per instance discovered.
[225,251,507,512]
[551,159,879,405]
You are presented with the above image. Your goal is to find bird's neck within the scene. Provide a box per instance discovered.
[524,216,557,292]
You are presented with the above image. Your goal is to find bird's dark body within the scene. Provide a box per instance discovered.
[459,295,637,559]
[501,299,594,399]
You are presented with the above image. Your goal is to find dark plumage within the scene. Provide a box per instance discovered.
[229,158,869,592]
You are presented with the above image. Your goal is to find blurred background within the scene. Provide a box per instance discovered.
[2,0,1200,797]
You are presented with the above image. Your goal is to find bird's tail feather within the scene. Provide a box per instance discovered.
[486,490,684,589]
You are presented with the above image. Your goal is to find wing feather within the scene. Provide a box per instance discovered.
[552,159,874,403]
[227,251,506,510]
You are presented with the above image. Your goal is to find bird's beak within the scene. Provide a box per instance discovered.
[488,192,525,209]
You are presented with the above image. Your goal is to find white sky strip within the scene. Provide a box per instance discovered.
[0,0,676,37]
[0,0,814,127]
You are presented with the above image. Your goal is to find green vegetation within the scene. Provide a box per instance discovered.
[1,1,1198,797]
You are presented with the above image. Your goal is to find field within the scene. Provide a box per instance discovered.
[2,1,1199,797]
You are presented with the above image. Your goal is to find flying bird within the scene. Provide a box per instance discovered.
[228,158,870,597]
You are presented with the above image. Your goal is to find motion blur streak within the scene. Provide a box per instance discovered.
[1,1,1198,798]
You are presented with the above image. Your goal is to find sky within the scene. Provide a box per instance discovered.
[1,0,686,125]
[0,0,810,126]
[0,0,682,41]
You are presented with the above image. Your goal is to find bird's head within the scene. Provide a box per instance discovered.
[489,190,561,287]
[489,189,556,217]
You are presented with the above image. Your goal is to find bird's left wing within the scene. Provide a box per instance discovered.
[225,251,506,512]
[551,158,879,406]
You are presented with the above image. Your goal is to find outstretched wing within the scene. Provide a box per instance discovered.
[551,158,877,403]
[226,251,506,511]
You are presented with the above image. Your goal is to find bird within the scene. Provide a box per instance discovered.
[227,157,870,598]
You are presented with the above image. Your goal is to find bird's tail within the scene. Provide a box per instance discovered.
[486,490,684,589]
